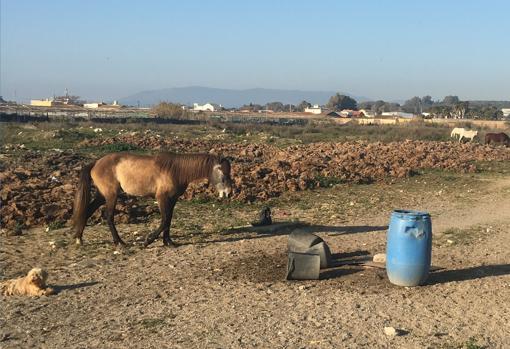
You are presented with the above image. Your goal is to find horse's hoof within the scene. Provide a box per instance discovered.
[75,238,83,246]
[114,240,127,248]
[163,240,176,248]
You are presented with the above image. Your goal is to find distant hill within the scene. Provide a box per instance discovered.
[118,86,368,107]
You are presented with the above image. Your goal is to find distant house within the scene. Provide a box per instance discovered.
[257,109,275,113]
[304,104,322,114]
[339,109,364,118]
[193,103,222,112]
[84,102,106,109]
[323,110,342,118]
[31,99,54,107]
[502,108,510,117]
[358,109,375,118]
[381,111,415,118]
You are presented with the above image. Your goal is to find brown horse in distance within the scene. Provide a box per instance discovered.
[72,153,233,247]
[485,132,510,146]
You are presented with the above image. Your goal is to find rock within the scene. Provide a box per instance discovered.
[373,253,386,263]
[384,327,397,336]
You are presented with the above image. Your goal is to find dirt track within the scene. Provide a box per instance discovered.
[1,169,509,348]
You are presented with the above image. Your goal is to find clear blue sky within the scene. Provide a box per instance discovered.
[1,0,509,102]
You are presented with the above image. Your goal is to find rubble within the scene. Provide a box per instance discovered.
[2,136,510,230]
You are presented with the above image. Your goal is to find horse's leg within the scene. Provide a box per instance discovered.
[144,192,171,247]
[86,193,106,219]
[105,193,125,246]
[162,197,178,247]
[74,193,106,245]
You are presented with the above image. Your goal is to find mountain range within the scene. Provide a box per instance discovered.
[118,86,368,107]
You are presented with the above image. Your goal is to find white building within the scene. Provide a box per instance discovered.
[193,103,221,112]
[31,99,54,107]
[502,108,510,117]
[84,102,106,109]
[358,109,375,118]
[381,111,415,118]
[304,104,322,114]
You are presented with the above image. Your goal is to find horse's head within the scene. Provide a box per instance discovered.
[211,158,233,199]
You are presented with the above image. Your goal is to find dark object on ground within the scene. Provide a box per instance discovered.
[485,132,510,146]
[251,206,272,226]
[287,230,332,271]
[286,252,321,280]
[9,224,23,236]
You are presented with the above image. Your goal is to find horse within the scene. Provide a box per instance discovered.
[72,152,233,247]
[450,127,465,140]
[485,132,510,146]
[459,129,478,143]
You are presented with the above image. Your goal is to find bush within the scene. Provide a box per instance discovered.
[152,102,191,119]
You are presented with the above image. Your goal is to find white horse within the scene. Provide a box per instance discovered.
[459,129,478,143]
[450,127,465,140]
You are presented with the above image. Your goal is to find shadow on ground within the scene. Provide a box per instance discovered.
[53,281,99,294]
[204,222,388,244]
[427,264,510,285]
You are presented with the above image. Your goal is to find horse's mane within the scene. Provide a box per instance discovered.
[155,153,219,184]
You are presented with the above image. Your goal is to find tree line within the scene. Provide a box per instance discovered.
[152,93,508,120]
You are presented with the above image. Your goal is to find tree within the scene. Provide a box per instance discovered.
[358,101,374,110]
[240,103,263,112]
[371,100,386,115]
[327,93,357,111]
[265,101,285,112]
[480,106,503,120]
[452,101,469,119]
[402,96,422,114]
[382,102,400,112]
[442,95,460,106]
[295,100,311,112]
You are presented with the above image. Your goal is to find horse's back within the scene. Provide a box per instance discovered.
[92,153,171,197]
[451,127,464,137]
[485,132,509,145]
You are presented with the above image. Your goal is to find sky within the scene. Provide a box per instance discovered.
[1,0,509,103]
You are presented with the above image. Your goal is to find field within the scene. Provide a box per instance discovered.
[1,120,510,348]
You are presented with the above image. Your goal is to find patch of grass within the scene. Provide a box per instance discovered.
[139,317,166,329]
[47,221,66,231]
[77,142,145,155]
[315,175,345,188]
[464,337,485,349]
[475,160,510,175]
[439,227,484,246]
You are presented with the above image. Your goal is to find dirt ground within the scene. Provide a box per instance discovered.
[1,161,509,348]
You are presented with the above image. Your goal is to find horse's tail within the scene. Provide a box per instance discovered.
[72,162,96,229]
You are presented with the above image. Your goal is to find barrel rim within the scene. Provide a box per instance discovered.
[392,209,430,220]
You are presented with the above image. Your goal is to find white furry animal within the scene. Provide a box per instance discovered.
[451,127,478,143]
[459,129,478,142]
[0,268,54,296]
[450,127,465,140]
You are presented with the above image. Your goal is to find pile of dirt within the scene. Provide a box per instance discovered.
[2,137,510,230]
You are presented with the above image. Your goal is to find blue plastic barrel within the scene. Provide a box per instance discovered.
[386,210,432,286]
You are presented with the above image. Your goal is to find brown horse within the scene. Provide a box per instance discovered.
[72,152,233,247]
[485,132,510,146]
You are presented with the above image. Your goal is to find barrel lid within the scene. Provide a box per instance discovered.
[392,209,430,220]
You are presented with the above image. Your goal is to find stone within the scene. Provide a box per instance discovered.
[384,327,397,336]
[373,253,386,263]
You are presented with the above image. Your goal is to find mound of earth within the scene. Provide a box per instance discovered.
[2,136,510,230]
